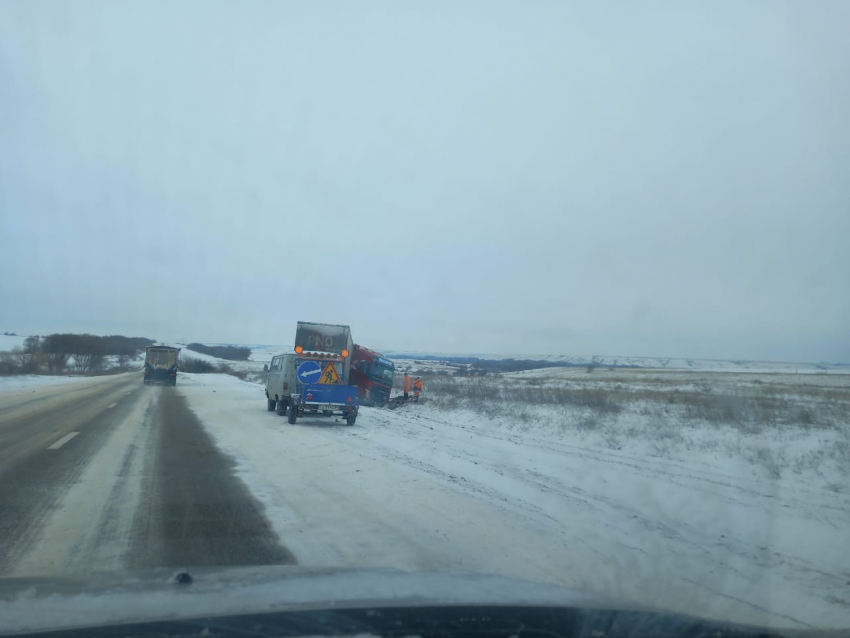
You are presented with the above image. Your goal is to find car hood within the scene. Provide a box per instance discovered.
[0,565,604,635]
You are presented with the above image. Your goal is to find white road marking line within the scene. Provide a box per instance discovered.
[47,432,79,450]
[108,402,118,408]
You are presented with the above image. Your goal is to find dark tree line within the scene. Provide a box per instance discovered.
[1,334,155,375]
[42,334,154,356]
[186,343,251,361]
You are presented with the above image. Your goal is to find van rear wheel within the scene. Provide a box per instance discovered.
[276,401,288,416]
[267,398,276,411]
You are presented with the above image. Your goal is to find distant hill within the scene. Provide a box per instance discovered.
[382,351,850,374]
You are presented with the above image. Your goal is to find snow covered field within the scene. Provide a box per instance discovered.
[177,369,850,630]
[174,341,849,376]
[177,343,273,380]
[0,334,26,351]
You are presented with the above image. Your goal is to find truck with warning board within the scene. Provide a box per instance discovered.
[286,322,359,426]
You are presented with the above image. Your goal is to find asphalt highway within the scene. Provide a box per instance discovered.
[0,374,294,577]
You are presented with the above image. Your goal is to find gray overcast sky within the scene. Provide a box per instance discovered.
[1,1,848,362]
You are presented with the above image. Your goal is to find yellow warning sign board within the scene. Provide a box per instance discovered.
[318,362,342,385]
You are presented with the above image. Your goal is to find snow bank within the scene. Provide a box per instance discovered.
[176,346,225,364]
[175,343,287,364]
[0,374,95,392]
[248,345,290,362]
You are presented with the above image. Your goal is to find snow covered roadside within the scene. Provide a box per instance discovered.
[179,373,850,630]
[0,374,100,394]
[0,374,138,415]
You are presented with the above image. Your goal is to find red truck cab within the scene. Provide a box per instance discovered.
[349,344,395,406]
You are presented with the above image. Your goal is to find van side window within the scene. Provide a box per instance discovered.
[271,357,280,371]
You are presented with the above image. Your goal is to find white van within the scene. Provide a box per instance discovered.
[265,352,298,415]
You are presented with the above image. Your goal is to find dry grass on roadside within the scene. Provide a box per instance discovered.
[423,373,850,480]
[428,378,623,414]
[426,375,849,429]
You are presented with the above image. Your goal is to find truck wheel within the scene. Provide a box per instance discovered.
[287,406,297,424]
[346,415,357,426]
[276,401,288,416]
[267,398,276,412]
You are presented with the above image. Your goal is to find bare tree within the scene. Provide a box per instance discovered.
[47,352,70,374]
[13,336,42,373]
[43,334,71,373]
[74,352,95,373]
[0,352,20,375]
[89,354,106,373]
[74,351,106,374]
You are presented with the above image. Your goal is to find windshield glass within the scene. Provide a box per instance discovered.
[0,2,847,636]
[371,361,395,385]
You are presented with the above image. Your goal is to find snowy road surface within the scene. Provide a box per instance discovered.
[0,372,847,631]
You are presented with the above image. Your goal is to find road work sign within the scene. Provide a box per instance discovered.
[318,362,342,385]
[297,360,322,383]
